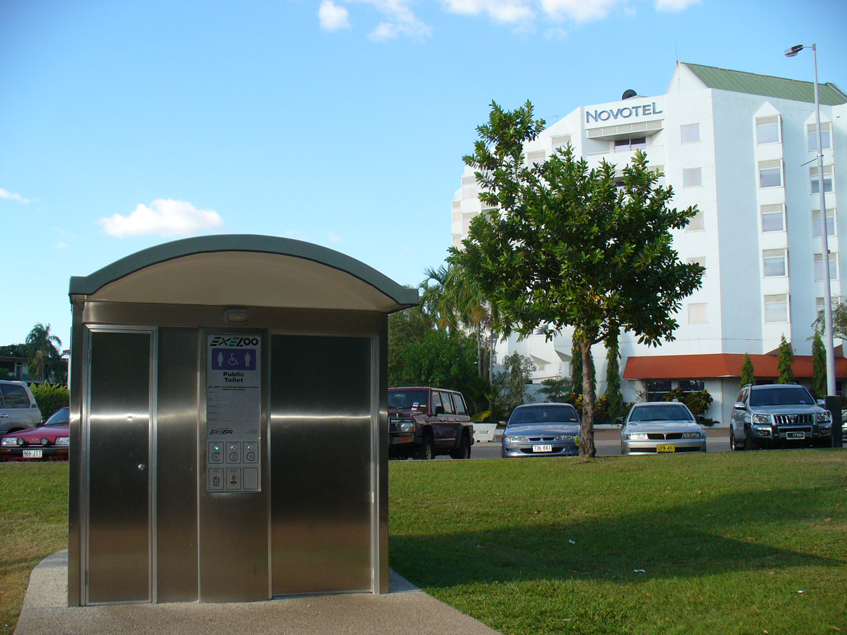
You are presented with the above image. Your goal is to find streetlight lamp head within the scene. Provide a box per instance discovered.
[785,44,805,57]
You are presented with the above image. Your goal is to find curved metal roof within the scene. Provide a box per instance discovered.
[69,234,419,313]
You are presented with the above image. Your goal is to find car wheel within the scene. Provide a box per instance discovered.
[743,429,758,451]
[450,434,471,459]
[730,428,740,451]
[416,434,435,460]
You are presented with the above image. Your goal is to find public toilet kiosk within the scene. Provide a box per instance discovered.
[67,235,418,606]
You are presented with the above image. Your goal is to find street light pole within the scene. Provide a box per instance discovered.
[786,43,837,396]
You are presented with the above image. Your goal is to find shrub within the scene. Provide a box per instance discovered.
[663,388,713,418]
[30,383,69,420]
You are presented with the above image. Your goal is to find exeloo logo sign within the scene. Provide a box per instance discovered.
[586,102,663,124]
[209,428,234,435]
[210,336,260,348]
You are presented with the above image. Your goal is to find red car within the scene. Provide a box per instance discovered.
[1,406,69,461]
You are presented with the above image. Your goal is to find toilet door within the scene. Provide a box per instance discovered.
[84,328,155,604]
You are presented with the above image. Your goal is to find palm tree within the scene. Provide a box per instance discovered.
[26,323,62,383]
[421,264,499,380]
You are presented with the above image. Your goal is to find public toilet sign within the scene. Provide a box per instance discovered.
[206,334,262,493]
[585,98,664,125]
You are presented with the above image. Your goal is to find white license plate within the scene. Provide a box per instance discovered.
[532,444,553,453]
[23,449,43,459]
[787,432,805,439]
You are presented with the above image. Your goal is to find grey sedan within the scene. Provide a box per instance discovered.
[621,402,706,455]
[501,403,580,458]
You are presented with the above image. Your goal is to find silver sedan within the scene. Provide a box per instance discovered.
[501,403,580,458]
[621,402,706,455]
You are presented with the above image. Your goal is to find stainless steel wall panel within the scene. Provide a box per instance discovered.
[86,330,152,604]
[198,330,270,602]
[270,335,373,595]
[155,328,200,602]
[375,316,389,593]
[68,302,85,607]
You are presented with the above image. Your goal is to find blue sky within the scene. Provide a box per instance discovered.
[1,0,846,350]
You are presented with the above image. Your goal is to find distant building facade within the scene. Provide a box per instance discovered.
[451,62,847,426]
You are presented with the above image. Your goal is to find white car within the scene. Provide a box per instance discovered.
[621,402,706,455]
[0,380,42,436]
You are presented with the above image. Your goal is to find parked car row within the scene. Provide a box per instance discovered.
[0,379,70,462]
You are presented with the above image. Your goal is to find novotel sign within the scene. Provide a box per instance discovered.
[585,101,663,125]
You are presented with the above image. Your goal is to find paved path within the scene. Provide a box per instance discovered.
[15,551,501,635]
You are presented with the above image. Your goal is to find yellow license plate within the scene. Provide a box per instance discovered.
[656,444,675,453]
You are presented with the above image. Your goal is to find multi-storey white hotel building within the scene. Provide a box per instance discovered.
[451,62,847,426]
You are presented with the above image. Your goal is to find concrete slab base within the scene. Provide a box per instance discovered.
[15,551,501,635]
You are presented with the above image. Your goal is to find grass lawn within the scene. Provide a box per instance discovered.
[390,450,847,635]
[0,462,67,635]
[1,451,844,635]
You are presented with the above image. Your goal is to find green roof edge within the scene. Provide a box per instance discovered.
[682,62,847,106]
[69,234,419,312]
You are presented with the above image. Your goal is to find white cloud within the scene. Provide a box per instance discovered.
[99,199,224,238]
[0,188,30,203]
[327,232,344,243]
[319,0,351,30]
[655,0,700,11]
[540,0,623,22]
[56,242,68,249]
[544,26,567,38]
[328,0,432,40]
[442,0,534,23]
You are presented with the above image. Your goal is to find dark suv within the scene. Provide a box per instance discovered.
[388,387,474,460]
[730,383,832,450]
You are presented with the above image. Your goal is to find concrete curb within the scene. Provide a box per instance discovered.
[15,551,501,635]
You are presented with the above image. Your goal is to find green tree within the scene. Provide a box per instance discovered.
[30,383,70,420]
[605,329,624,423]
[390,326,477,393]
[812,332,826,398]
[448,101,703,456]
[25,323,63,383]
[740,353,755,388]
[538,376,570,402]
[777,335,795,384]
[813,298,847,340]
[490,352,535,421]
[570,339,583,395]
[421,264,498,382]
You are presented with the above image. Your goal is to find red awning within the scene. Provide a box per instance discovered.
[622,353,847,380]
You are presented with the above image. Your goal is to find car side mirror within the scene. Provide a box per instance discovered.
[816,399,825,407]
[734,402,746,409]
[434,405,445,415]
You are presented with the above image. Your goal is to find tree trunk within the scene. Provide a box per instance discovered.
[578,339,596,458]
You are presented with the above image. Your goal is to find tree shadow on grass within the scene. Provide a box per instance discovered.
[390,486,847,589]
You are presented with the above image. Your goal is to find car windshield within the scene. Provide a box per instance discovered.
[44,407,70,426]
[509,405,579,425]
[749,386,814,407]
[389,390,428,410]
[628,404,694,422]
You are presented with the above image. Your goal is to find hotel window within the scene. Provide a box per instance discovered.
[551,134,572,149]
[687,210,705,231]
[756,115,781,144]
[687,256,706,269]
[808,122,832,152]
[680,123,700,143]
[683,168,702,187]
[811,166,834,194]
[760,203,785,232]
[461,175,478,199]
[614,137,647,152]
[764,294,789,323]
[763,249,787,278]
[814,252,838,281]
[812,209,836,237]
[758,160,782,188]
[688,303,708,324]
